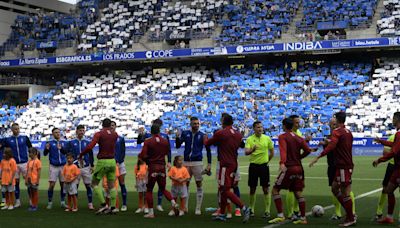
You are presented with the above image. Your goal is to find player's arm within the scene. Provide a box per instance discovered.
[26,136,33,148]
[79,132,99,158]
[203,134,212,169]
[244,139,256,155]
[240,139,245,149]
[268,138,274,161]
[89,149,94,167]
[43,141,51,156]
[166,134,172,164]
[138,141,149,161]
[278,135,287,172]
[310,132,338,167]
[121,137,126,161]
[375,137,394,147]
[204,130,221,147]
[175,130,183,149]
[373,136,400,166]
[60,141,68,155]
[300,139,313,159]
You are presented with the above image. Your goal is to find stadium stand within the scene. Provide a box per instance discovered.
[15,67,212,140]
[0,0,98,57]
[148,0,225,42]
[297,0,377,32]
[7,61,372,140]
[78,0,162,53]
[217,0,300,45]
[377,0,400,36]
[347,59,400,138]
[161,62,371,137]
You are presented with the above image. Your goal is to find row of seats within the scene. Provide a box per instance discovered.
[297,0,377,31]
[377,0,400,36]
[347,59,400,137]
[148,0,225,42]
[15,67,212,139]
[217,0,299,44]
[0,61,374,140]
[0,0,384,56]
[78,0,162,53]
[0,0,98,56]
[161,62,371,137]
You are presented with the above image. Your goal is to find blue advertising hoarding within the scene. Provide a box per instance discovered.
[1,37,400,67]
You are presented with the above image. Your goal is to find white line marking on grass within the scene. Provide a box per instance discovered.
[238,163,327,168]
[263,187,382,228]
[239,173,382,181]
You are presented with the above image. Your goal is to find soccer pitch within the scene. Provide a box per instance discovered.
[0,156,392,228]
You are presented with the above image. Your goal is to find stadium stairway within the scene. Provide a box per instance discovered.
[277,4,304,43]
[347,0,385,39]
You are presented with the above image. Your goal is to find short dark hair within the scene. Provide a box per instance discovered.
[52,128,59,133]
[190,116,199,122]
[66,153,74,159]
[282,118,294,130]
[221,113,229,118]
[11,123,19,128]
[394,112,400,121]
[173,155,183,167]
[289,115,299,119]
[252,121,262,128]
[151,124,160,134]
[76,125,85,130]
[111,121,117,126]
[3,148,13,158]
[152,119,163,126]
[222,114,233,126]
[334,112,346,124]
[102,118,112,127]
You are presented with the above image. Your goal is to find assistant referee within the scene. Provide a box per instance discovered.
[245,121,274,218]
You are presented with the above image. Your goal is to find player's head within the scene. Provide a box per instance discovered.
[190,116,200,132]
[11,123,20,136]
[29,147,39,159]
[222,114,233,127]
[52,128,61,140]
[76,125,85,139]
[334,112,346,124]
[289,115,300,131]
[110,121,117,131]
[3,148,13,160]
[66,153,74,164]
[393,112,400,127]
[252,121,263,136]
[151,124,160,135]
[102,118,112,128]
[152,119,163,127]
[282,118,294,132]
[220,113,229,125]
[173,155,183,167]
[329,117,337,131]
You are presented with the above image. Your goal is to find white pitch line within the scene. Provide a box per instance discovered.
[238,173,382,181]
[238,163,327,168]
[263,187,383,228]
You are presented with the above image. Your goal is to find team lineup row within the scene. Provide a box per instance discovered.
[0,113,399,227]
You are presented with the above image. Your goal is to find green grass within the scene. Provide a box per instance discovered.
[0,156,394,227]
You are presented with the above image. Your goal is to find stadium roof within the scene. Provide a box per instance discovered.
[58,0,77,4]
